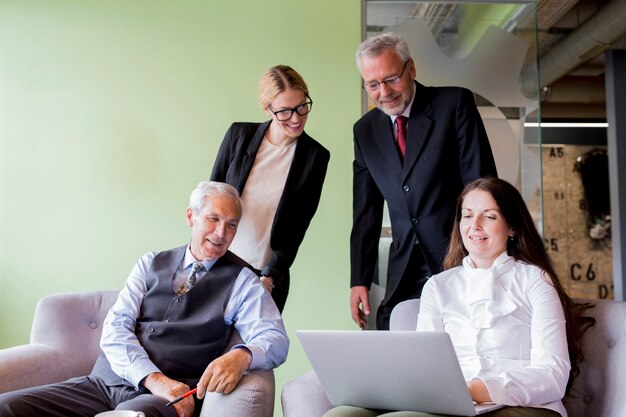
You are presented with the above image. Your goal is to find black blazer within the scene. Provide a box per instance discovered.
[211,121,330,286]
[350,82,497,303]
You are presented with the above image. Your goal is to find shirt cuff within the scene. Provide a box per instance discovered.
[231,344,265,370]
[480,376,504,404]
[127,358,161,389]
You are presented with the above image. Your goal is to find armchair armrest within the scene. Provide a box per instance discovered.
[198,329,276,417]
[281,370,332,417]
[200,369,275,417]
[0,344,68,393]
[0,291,119,394]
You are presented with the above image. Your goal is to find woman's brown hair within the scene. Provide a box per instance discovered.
[444,178,594,393]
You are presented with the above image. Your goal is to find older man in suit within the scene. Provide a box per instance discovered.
[350,32,498,330]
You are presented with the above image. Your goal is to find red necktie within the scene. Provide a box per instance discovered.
[396,116,407,158]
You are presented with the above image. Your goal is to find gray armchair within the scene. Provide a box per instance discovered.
[282,298,626,417]
[0,290,275,417]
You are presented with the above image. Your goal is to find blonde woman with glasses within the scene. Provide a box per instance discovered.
[211,65,330,312]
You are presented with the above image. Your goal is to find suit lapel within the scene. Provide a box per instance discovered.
[238,121,269,190]
[282,133,308,195]
[371,113,403,174]
[402,84,432,180]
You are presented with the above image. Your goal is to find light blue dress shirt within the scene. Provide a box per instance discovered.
[100,246,289,388]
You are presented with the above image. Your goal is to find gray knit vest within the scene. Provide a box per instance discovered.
[91,245,249,387]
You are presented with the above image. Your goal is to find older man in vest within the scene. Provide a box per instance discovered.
[0,181,289,417]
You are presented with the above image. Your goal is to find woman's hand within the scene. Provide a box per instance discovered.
[467,378,492,403]
[260,276,274,293]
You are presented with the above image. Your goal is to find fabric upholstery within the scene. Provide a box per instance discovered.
[281,298,626,417]
[562,299,626,417]
[201,369,275,417]
[0,290,119,392]
[389,299,420,331]
[281,369,333,417]
[0,290,275,417]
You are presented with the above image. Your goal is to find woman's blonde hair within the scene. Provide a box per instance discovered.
[258,65,309,110]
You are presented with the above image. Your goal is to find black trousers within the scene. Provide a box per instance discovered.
[0,376,202,417]
[376,245,431,330]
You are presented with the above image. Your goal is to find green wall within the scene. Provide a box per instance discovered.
[0,0,361,414]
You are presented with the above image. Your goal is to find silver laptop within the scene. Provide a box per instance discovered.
[297,330,503,416]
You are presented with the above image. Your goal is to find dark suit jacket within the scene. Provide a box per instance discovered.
[351,82,497,304]
[211,121,330,286]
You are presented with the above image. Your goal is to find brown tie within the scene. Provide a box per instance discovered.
[396,116,407,159]
[177,262,204,295]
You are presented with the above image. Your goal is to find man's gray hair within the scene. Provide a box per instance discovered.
[355,32,411,70]
[189,181,242,218]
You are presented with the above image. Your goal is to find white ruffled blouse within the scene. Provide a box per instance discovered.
[417,252,570,417]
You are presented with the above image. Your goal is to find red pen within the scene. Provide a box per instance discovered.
[165,387,198,407]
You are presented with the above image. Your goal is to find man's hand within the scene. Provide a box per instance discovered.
[350,286,370,329]
[142,372,194,417]
[196,347,253,398]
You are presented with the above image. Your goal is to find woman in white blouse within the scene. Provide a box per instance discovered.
[325,178,592,417]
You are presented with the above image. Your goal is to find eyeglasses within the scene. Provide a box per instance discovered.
[362,61,409,91]
[268,98,313,121]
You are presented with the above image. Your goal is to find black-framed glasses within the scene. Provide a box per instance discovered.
[268,98,313,121]
[362,61,409,91]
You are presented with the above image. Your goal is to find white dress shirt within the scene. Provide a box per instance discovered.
[100,246,289,388]
[417,252,570,416]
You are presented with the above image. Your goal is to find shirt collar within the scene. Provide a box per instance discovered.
[464,251,513,271]
[462,252,518,328]
[182,245,217,271]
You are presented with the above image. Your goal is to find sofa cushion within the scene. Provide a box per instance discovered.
[563,299,626,417]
